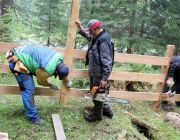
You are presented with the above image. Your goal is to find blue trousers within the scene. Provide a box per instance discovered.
[9,61,39,122]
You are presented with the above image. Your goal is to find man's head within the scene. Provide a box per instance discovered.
[55,63,69,80]
[85,19,103,37]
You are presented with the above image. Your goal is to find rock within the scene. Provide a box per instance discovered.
[164,112,180,130]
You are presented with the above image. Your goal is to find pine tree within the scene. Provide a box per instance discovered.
[29,0,70,47]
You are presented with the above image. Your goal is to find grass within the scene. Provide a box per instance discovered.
[1,94,180,140]
[1,73,180,140]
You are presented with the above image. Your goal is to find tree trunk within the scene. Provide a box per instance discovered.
[127,0,137,54]
[1,0,13,15]
[0,0,13,42]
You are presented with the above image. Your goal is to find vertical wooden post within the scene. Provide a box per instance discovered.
[152,45,175,110]
[60,0,80,104]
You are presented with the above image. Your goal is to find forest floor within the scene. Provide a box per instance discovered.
[0,74,180,140]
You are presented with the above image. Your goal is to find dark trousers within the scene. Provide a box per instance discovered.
[162,76,180,106]
[89,76,111,114]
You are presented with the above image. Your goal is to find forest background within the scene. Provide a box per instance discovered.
[1,0,180,55]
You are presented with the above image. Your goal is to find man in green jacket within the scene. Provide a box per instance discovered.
[6,45,72,124]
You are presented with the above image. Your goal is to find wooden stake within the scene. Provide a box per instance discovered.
[60,0,80,104]
[152,45,175,110]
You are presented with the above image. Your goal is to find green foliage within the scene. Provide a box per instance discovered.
[78,0,179,55]
[113,62,160,74]
[1,0,179,54]
[29,0,70,46]
[71,78,89,89]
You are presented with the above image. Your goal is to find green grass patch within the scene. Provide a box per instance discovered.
[1,95,180,140]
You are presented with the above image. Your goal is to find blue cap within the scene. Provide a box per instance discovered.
[57,65,69,80]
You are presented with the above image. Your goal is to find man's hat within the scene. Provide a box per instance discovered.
[55,63,69,80]
[84,19,102,31]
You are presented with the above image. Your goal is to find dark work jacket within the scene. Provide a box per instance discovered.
[165,56,180,93]
[168,56,180,83]
[78,29,114,80]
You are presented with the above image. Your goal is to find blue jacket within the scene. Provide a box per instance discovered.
[12,45,64,76]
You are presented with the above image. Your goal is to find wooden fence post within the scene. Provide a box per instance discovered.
[60,0,80,104]
[152,45,175,110]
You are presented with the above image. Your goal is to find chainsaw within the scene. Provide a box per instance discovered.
[85,83,130,104]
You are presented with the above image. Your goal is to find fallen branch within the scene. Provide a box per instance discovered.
[124,111,158,131]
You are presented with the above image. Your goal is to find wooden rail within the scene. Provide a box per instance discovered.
[0,42,176,109]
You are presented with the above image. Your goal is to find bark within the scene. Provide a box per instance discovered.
[127,0,137,54]
[124,111,158,131]
[1,0,13,15]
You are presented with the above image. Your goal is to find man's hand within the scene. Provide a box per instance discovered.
[99,80,108,88]
[162,91,171,98]
[75,20,83,29]
[66,80,73,88]
[50,83,59,90]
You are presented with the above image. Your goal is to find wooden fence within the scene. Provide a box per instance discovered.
[0,42,177,109]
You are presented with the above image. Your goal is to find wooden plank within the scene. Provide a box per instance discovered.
[71,69,165,82]
[0,85,159,101]
[0,42,23,52]
[2,85,180,102]
[0,85,60,96]
[0,43,66,55]
[0,63,167,83]
[161,94,180,101]
[68,89,159,101]
[0,42,171,66]
[52,114,66,140]
[73,49,86,60]
[60,0,81,104]
[114,53,170,66]
[0,132,8,140]
[0,64,10,73]
[152,45,175,109]
[0,66,165,83]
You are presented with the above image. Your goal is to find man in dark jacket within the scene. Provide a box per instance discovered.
[75,19,114,122]
[162,56,180,110]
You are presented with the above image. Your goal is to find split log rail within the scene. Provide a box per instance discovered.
[0,42,177,109]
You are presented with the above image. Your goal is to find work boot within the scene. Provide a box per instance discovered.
[84,106,93,114]
[30,119,45,125]
[161,101,169,111]
[84,105,113,118]
[103,103,113,118]
[84,108,102,122]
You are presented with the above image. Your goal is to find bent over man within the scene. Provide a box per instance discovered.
[76,19,114,122]
[6,45,72,124]
[162,56,180,110]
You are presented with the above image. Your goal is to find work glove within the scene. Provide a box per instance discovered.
[66,80,73,88]
[50,83,59,90]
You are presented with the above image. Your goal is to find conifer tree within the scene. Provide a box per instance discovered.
[30,0,70,47]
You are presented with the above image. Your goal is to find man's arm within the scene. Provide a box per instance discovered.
[75,20,92,42]
[35,68,57,90]
[166,62,180,87]
[99,41,114,81]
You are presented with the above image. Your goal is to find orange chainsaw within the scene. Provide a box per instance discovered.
[85,83,130,104]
